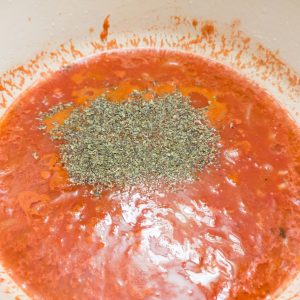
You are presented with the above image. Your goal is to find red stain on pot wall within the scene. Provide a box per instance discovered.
[100,15,110,41]
[0,16,299,111]
[192,19,198,29]
[201,21,215,38]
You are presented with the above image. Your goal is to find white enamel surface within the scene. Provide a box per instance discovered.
[0,0,299,299]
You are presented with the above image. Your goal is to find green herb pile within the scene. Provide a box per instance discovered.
[43,90,219,193]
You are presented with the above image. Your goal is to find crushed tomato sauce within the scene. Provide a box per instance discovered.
[0,50,300,300]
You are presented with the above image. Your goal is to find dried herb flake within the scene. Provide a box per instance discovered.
[41,90,220,192]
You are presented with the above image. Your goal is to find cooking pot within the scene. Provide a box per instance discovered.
[0,0,299,299]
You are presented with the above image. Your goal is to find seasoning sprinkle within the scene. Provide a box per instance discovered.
[41,90,220,192]
[37,102,73,120]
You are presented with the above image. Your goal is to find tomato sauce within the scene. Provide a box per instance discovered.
[0,49,300,300]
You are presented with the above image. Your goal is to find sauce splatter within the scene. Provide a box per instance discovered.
[100,16,110,42]
[1,17,299,117]
[192,19,198,29]
[201,21,215,38]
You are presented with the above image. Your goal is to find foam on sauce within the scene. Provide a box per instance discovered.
[0,49,300,299]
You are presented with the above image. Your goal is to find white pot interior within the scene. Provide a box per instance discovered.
[0,0,299,299]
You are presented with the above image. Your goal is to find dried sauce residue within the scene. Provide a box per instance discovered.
[201,21,215,38]
[100,16,110,42]
[69,41,84,59]
[0,15,299,117]
[0,96,7,109]
[192,19,198,29]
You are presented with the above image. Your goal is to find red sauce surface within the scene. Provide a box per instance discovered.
[0,50,300,300]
